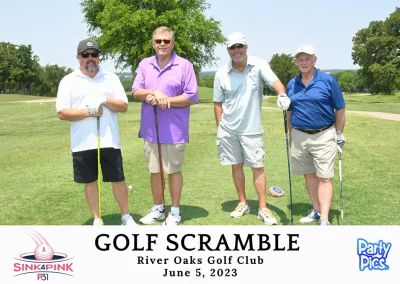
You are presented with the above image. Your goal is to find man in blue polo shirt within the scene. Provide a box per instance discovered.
[286,45,346,226]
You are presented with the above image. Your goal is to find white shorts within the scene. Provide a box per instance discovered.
[216,124,265,168]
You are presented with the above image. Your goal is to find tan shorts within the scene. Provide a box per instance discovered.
[144,141,186,174]
[290,126,337,178]
[217,124,265,168]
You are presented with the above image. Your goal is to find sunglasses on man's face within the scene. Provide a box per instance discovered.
[154,39,171,44]
[228,44,245,50]
[80,52,99,58]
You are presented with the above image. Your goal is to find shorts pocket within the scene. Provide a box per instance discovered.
[253,140,265,163]
[216,139,225,162]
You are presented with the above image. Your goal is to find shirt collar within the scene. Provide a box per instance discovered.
[295,68,320,83]
[150,52,179,69]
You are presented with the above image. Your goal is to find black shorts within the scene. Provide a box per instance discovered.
[72,148,125,184]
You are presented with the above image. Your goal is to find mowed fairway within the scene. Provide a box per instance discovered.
[0,89,399,225]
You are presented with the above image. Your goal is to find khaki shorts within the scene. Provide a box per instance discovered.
[217,124,265,168]
[144,141,186,174]
[290,126,337,178]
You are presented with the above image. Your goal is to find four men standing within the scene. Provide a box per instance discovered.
[57,29,345,226]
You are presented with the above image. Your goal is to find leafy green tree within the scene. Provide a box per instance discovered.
[80,0,225,74]
[198,75,214,88]
[10,44,37,94]
[38,65,72,97]
[28,56,43,95]
[0,42,18,94]
[352,7,400,94]
[335,70,356,93]
[354,70,367,92]
[269,53,298,90]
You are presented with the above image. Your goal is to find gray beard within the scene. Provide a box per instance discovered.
[86,65,98,73]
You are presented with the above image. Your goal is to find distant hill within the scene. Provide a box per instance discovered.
[321,69,358,74]
[199,71,216,77]
[116,72,134,78]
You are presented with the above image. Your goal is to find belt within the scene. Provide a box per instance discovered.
[296,123,334,135]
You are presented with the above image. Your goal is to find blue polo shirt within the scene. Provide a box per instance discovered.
[287,69,345,129]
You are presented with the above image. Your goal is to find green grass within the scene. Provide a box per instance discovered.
[0,92,399,225]
[0,94,54,103]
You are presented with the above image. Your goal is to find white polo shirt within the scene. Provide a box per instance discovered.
[213,56,278,135]
[56,67,128,152]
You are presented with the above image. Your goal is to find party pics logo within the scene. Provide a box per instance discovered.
[13,229,74,280]
[357,238,391,271]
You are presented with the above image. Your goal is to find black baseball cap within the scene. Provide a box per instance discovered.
[77,39,100,54]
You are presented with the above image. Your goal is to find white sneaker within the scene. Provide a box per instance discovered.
[163,212,181,226]
[230,203,250,218]
[121,214,138,226]
[93,218,104,226]
[258,208,277,225]
[299,209,321,223]
[139,207,165,225]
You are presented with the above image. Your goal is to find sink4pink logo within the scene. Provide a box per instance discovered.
[13,228,74,281]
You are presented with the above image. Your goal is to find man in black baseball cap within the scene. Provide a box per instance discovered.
[56,37,136,226]
[77,38,100,54]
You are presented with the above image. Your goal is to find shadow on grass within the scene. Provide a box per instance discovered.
[221,200,340,225]
[221,200,291,225]
[82,205,208,225]
[286,202,340,225]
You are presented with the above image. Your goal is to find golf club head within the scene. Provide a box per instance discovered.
[284,222,293,225]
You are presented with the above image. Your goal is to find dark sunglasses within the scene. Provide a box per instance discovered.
[80,52,99,58]
[228,44,245,50]
[154,39,171,44]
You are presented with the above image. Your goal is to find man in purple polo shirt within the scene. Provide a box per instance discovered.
[132,26,199,226]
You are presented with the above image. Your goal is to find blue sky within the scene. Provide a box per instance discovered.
[1,0,398,72]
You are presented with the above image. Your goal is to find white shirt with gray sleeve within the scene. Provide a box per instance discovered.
[213,56,278,135]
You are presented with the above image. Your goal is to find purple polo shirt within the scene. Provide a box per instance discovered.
[132,52,198,144]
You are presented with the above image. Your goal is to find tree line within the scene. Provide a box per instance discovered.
[0,42,73,97]
[198,55,368,94]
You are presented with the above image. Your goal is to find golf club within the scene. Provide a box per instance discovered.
[338,145,343,225]
[283,110,294,225]
[153,106,167,224]
[97,117,102,225]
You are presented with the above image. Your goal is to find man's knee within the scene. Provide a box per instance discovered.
[251,167,264,174]
[318,177,332,184]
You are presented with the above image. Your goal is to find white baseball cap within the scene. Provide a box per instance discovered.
[295,45,316,57]
[227,32,247,48]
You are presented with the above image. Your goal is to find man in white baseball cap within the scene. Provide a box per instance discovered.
[226,32,247,48]
[286,44,346,226]
[294,44,316,57]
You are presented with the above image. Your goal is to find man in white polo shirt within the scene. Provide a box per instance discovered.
[56,38,136,226]
[213,32,290,225]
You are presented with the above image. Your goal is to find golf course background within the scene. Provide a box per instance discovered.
[0,88,399,225]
